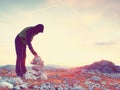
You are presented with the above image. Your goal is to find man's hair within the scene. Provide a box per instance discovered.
[34,24,44,33]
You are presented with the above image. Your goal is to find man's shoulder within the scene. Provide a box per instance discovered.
[18,27,32,37]
[23,26,33,31]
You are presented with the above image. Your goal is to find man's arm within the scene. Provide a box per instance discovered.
[27,42,38,56]
[26,30,38,56]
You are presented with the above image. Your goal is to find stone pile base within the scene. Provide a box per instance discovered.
[24,56,48,80]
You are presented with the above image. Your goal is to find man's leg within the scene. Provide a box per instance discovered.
[15,36,24,76]
[21,45,27,74]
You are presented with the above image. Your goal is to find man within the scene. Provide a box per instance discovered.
[15,24,44,77]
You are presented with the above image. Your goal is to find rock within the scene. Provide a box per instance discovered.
[32,65,43,71]
[90,76,101,82]
[82,60,120,74]
[24,70,37,80]
[88,86,94,90]
[20,83,28,89]
[0,77,23,89]
[0,77,2,82]
[40,83,49,90]
[24,56,48,80]
[50,87,56,90]
[33,85,39,89]
[31,56,44,66]
[0,81,13,89]
[73,85,84,90]
[8,77,23,85]
[57,85,63,90]
[12,85,21,90]
[40,72,48,80]
[85,80,92,85]
[109,73,120,78]
[1,65,15,71]
[94,83,101,88]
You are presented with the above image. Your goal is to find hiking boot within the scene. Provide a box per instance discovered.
[17,73,23,77]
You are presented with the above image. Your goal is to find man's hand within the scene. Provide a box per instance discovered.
[34,54,39,57]
[31,50,37,56]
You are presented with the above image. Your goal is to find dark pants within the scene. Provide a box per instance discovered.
[15,35,26,76]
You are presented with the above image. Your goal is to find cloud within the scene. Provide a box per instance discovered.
[96,42,116,46]
[46,0,96,10]
[46,0,120,19]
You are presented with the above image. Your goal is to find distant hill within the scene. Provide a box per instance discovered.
[0,64,69,71]
[81,60,120,74]
[43,64,69,71]
[1,60,120,74]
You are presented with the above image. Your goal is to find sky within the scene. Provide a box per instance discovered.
[0,0,120,67]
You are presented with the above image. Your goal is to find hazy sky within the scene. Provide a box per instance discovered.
[1,0,120,67]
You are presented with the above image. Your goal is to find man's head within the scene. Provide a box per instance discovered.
[34,24,44,34]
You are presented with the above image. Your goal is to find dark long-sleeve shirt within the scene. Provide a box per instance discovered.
[18,27,37,55]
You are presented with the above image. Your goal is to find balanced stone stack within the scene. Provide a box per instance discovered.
[24,56,48,80]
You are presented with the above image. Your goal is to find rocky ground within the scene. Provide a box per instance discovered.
[0,60,120,90]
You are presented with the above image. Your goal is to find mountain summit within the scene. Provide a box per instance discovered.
[82,60,120,74]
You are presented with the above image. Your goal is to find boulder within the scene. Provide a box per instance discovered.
[0,81,13,89]
[90,76,101,82]
[82,60,120,74]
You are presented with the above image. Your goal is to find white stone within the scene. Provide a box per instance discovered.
[90,76,101,82]
[50,86,56,90]
[8,77,23,85]
[20,83,28,89]
[31,56,44,66]
[0,81,13,89]
[40,72,48,80]
[85,80,92,85]
[24,71,37,80]
[57,85,63,90]
[13,85,21,90]
[73,85,84,90]
[40,83,49,90]
[32,65,43,71]
[24,56,48,80]
[102,81,106,85]
[88,86,94,90]
[0,77,3,82]
[33,85,39,89]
